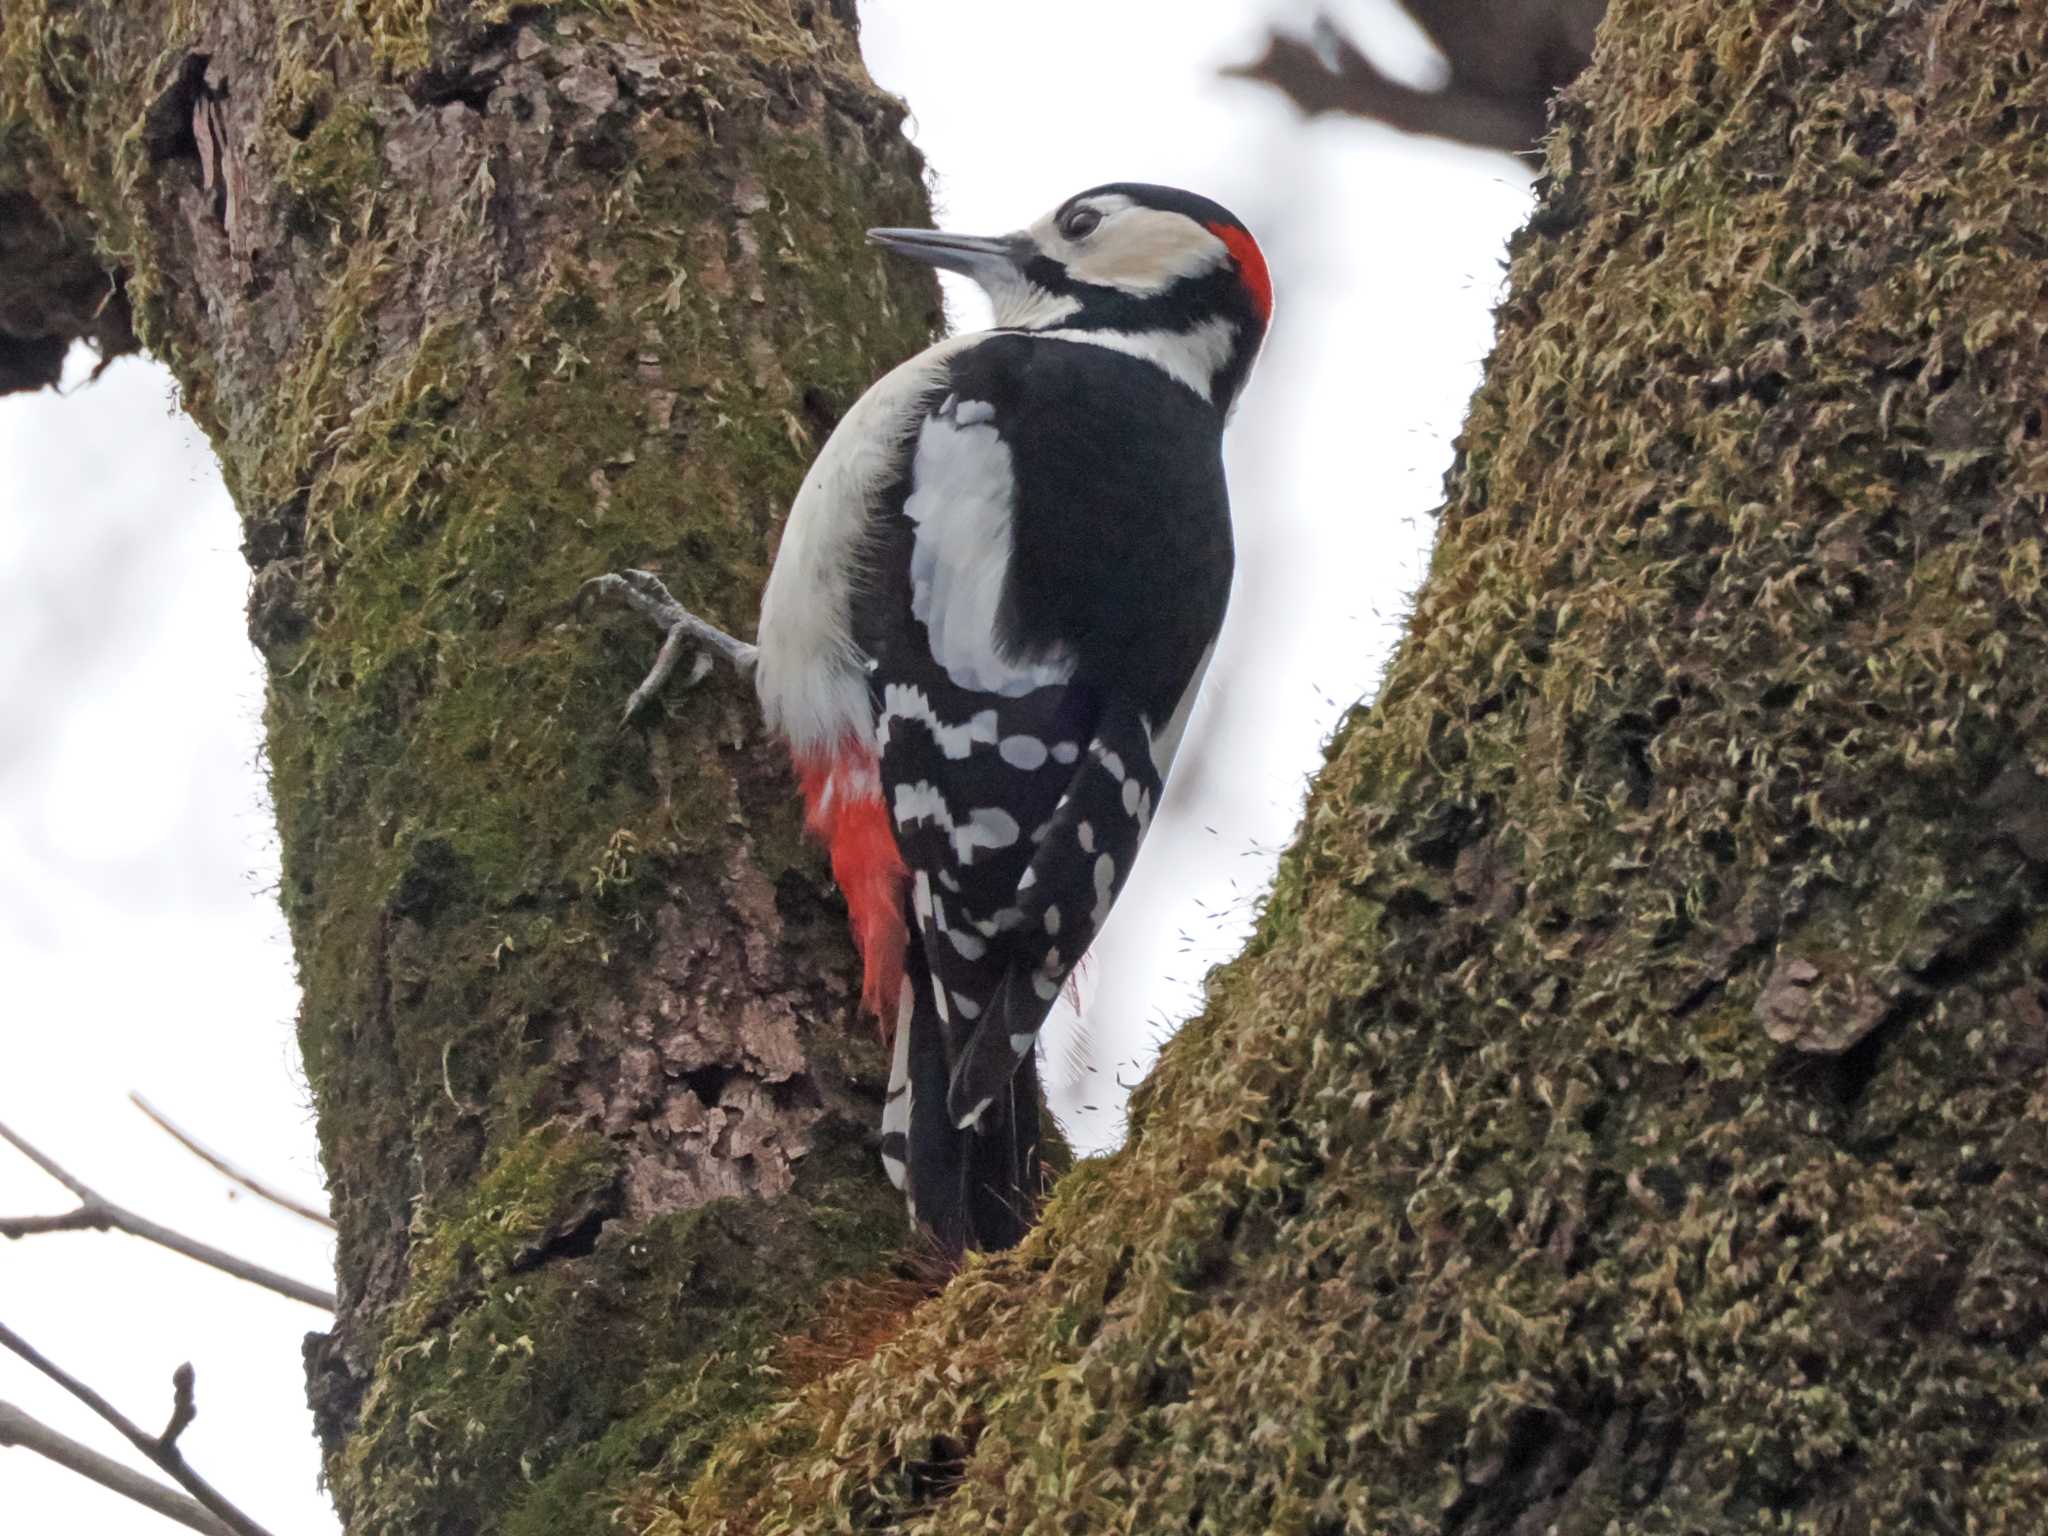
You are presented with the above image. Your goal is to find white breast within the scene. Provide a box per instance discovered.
[756,334,978,755]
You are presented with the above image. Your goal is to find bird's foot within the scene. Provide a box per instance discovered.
[578,569,759,725]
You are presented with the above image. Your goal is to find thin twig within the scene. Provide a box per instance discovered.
[0,1324,277,1536]
[0,1399,232,1536]
[0,1120,334,1311]
[0,1209,112,1237]
[129,1093,335,1230]
[162,1364,197,1448]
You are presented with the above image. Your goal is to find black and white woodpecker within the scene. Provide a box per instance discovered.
[586,183,1271,1251]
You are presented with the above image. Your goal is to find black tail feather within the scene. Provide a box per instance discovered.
[960,1050,1042,1251]
[890,936,1044,1253]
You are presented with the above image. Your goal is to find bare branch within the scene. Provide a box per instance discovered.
[0,1116,100,1201]
[0,1120,334,1311]
[0,1207,113,1237]
[0,1399,232,1536]
[1224,1,1602,155]
[161,1363,197,1449]
[0,1324,277,1536]
[129,1093,335,1230]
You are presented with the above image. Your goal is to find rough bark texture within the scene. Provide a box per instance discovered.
[647,2,2048,1531]
[1,3,942,1531]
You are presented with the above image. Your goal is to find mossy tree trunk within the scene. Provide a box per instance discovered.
[650,2,2044,1531]
[2,3,941,1531]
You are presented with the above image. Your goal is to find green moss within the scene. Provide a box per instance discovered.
[336,1130,904,1536]
[280,98,378,230]
[397,1122,622,1324]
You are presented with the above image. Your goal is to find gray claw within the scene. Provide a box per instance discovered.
[580,568,759,722]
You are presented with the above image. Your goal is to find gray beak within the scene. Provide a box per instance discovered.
[866,227,1025,281]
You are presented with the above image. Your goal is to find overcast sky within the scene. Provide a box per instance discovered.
[0,3,1530,1528]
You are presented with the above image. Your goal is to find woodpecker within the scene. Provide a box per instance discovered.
[585,183,1271,1251]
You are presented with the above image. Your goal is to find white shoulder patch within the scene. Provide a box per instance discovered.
[902,402,1073,696]
[756,334,979,756]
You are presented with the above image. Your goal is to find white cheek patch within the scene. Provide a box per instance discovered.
[1061,208,1228,296]
[982,269,1082,330]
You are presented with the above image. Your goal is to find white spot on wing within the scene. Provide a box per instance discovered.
[999,734,1049,770]
[893,783,1022,865]
[883,684,998,759]
[960,807,1020,862]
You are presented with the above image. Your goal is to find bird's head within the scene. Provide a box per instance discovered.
[869,182,1271,413]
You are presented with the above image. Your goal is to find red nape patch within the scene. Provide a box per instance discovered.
[1208,221,1273,324]
[795,745,909,1030]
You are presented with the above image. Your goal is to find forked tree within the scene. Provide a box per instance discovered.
[4,1,2046,1531]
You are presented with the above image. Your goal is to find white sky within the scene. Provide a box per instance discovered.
[0,3,1530,1528]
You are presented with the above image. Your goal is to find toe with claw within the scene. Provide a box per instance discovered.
[578,569,760,724]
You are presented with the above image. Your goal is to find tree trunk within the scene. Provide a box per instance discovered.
[3,4,940,1531]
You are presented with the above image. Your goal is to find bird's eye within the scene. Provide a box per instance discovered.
[1060,207,1102,240]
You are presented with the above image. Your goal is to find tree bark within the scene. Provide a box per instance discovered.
[3,3,940,1532]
